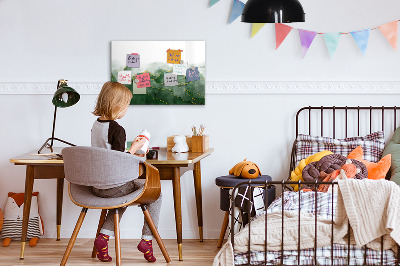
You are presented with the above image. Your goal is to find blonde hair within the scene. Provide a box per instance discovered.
[93,82,133,120]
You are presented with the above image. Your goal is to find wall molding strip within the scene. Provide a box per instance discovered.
[0,81,399,95]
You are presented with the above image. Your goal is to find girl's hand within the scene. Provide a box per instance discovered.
[129,137,147,155]
[134,148,149,157]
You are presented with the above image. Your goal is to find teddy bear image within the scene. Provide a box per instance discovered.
[172,135,189,153]
[1,192,44,247]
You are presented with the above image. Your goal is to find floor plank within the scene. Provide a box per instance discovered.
[0,239,221,265]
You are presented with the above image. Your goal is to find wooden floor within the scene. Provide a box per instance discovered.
[0,239,221,265]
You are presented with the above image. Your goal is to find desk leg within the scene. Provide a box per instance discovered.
[56,178,64,241]
[172,167,183,261]
[20,165,34,259]
[193,161,203,242]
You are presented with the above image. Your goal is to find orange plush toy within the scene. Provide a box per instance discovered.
[347,146,391,180]
[229,159,261,179]
[1,192,44,247]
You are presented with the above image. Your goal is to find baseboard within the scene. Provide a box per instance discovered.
[1,81,400,95]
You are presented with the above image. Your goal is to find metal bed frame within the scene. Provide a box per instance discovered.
[230,106,400,266]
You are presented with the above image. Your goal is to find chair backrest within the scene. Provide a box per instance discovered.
[62,146,145,187]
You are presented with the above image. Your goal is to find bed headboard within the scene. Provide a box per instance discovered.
[290,106,400,179]
[295,106,399,138]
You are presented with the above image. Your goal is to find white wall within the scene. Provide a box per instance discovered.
[1,0,400,240]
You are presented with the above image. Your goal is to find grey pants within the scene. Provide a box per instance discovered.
[92,180,162,240]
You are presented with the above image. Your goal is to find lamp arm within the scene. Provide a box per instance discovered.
[50,79,61,148]
[38,104,75,154]
[50,105,57,148]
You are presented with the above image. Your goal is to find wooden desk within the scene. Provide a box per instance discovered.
[10,147,213,261]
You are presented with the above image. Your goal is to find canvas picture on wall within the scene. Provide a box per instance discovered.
[111,41,205,105]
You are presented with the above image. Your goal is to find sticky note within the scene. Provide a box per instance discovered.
[131,81,147,95]
[118,71,132,84]
[136,73,151,88]
[173,64,187,76]
[186,67,200,82]
[126,53,140,68]
[164,73,178,87]
[167,49,183,64]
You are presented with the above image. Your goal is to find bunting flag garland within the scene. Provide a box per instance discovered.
[210,3,400,58]
[209,0,220,7]
[378,21,398,50]
[229,0,245,23]
[323,33,341,58]
[275,23,293,49]
[298,30,317,58]
[351,29,370,55]
[251,23,266,38]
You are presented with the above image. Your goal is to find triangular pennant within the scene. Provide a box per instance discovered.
[229,0,245,24]
[251,23,266,38]
[351,29,370,55]
[323,33,341,58]
[275,23,293,49]
[209,0,220,7]
[378,21,398,50]
[298,29,317,58]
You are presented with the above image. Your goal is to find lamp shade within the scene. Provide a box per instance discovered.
[52,84,80,108]
[241,0,305,23]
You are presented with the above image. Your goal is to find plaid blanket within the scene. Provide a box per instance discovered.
[235,244,397,265]
[234,191,397,265]
[266,190,336,220]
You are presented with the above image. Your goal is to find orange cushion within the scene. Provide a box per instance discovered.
[348,146,391,180]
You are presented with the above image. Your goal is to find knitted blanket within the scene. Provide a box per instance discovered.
[335,178,399,251]
[214,179,400,266]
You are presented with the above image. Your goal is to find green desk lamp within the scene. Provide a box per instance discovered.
[38,79,80,154]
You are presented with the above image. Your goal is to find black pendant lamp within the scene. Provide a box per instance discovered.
[242,0,305,23]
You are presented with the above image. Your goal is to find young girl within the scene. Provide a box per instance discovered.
[91,81,162,263]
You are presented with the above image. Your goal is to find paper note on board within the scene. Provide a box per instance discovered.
[136,73,151,88]
[173,64,187,76]
[131,81,147,94]
[186,67,200,82]
[118,71,132,84]
[126,53,140,68]
[164,73,178,87]
[167,49,183,64]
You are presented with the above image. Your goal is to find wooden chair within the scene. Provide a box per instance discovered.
[60,146,171,265]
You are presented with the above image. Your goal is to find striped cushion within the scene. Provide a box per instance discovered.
[295,131,385,167]
[1,217,40,240]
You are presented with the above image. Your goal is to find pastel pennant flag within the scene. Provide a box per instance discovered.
[323,33,341,58]
[275,23,293,49]
[298,29,317,58]
[251,23,266,38]
[209,0,220,7]
[351,29,370,55]
[229,0,245,24]
[378,21,398,50]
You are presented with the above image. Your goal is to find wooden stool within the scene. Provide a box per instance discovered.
[215,175,275,248]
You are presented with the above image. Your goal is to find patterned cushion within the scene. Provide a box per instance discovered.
[295,131,385,166]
